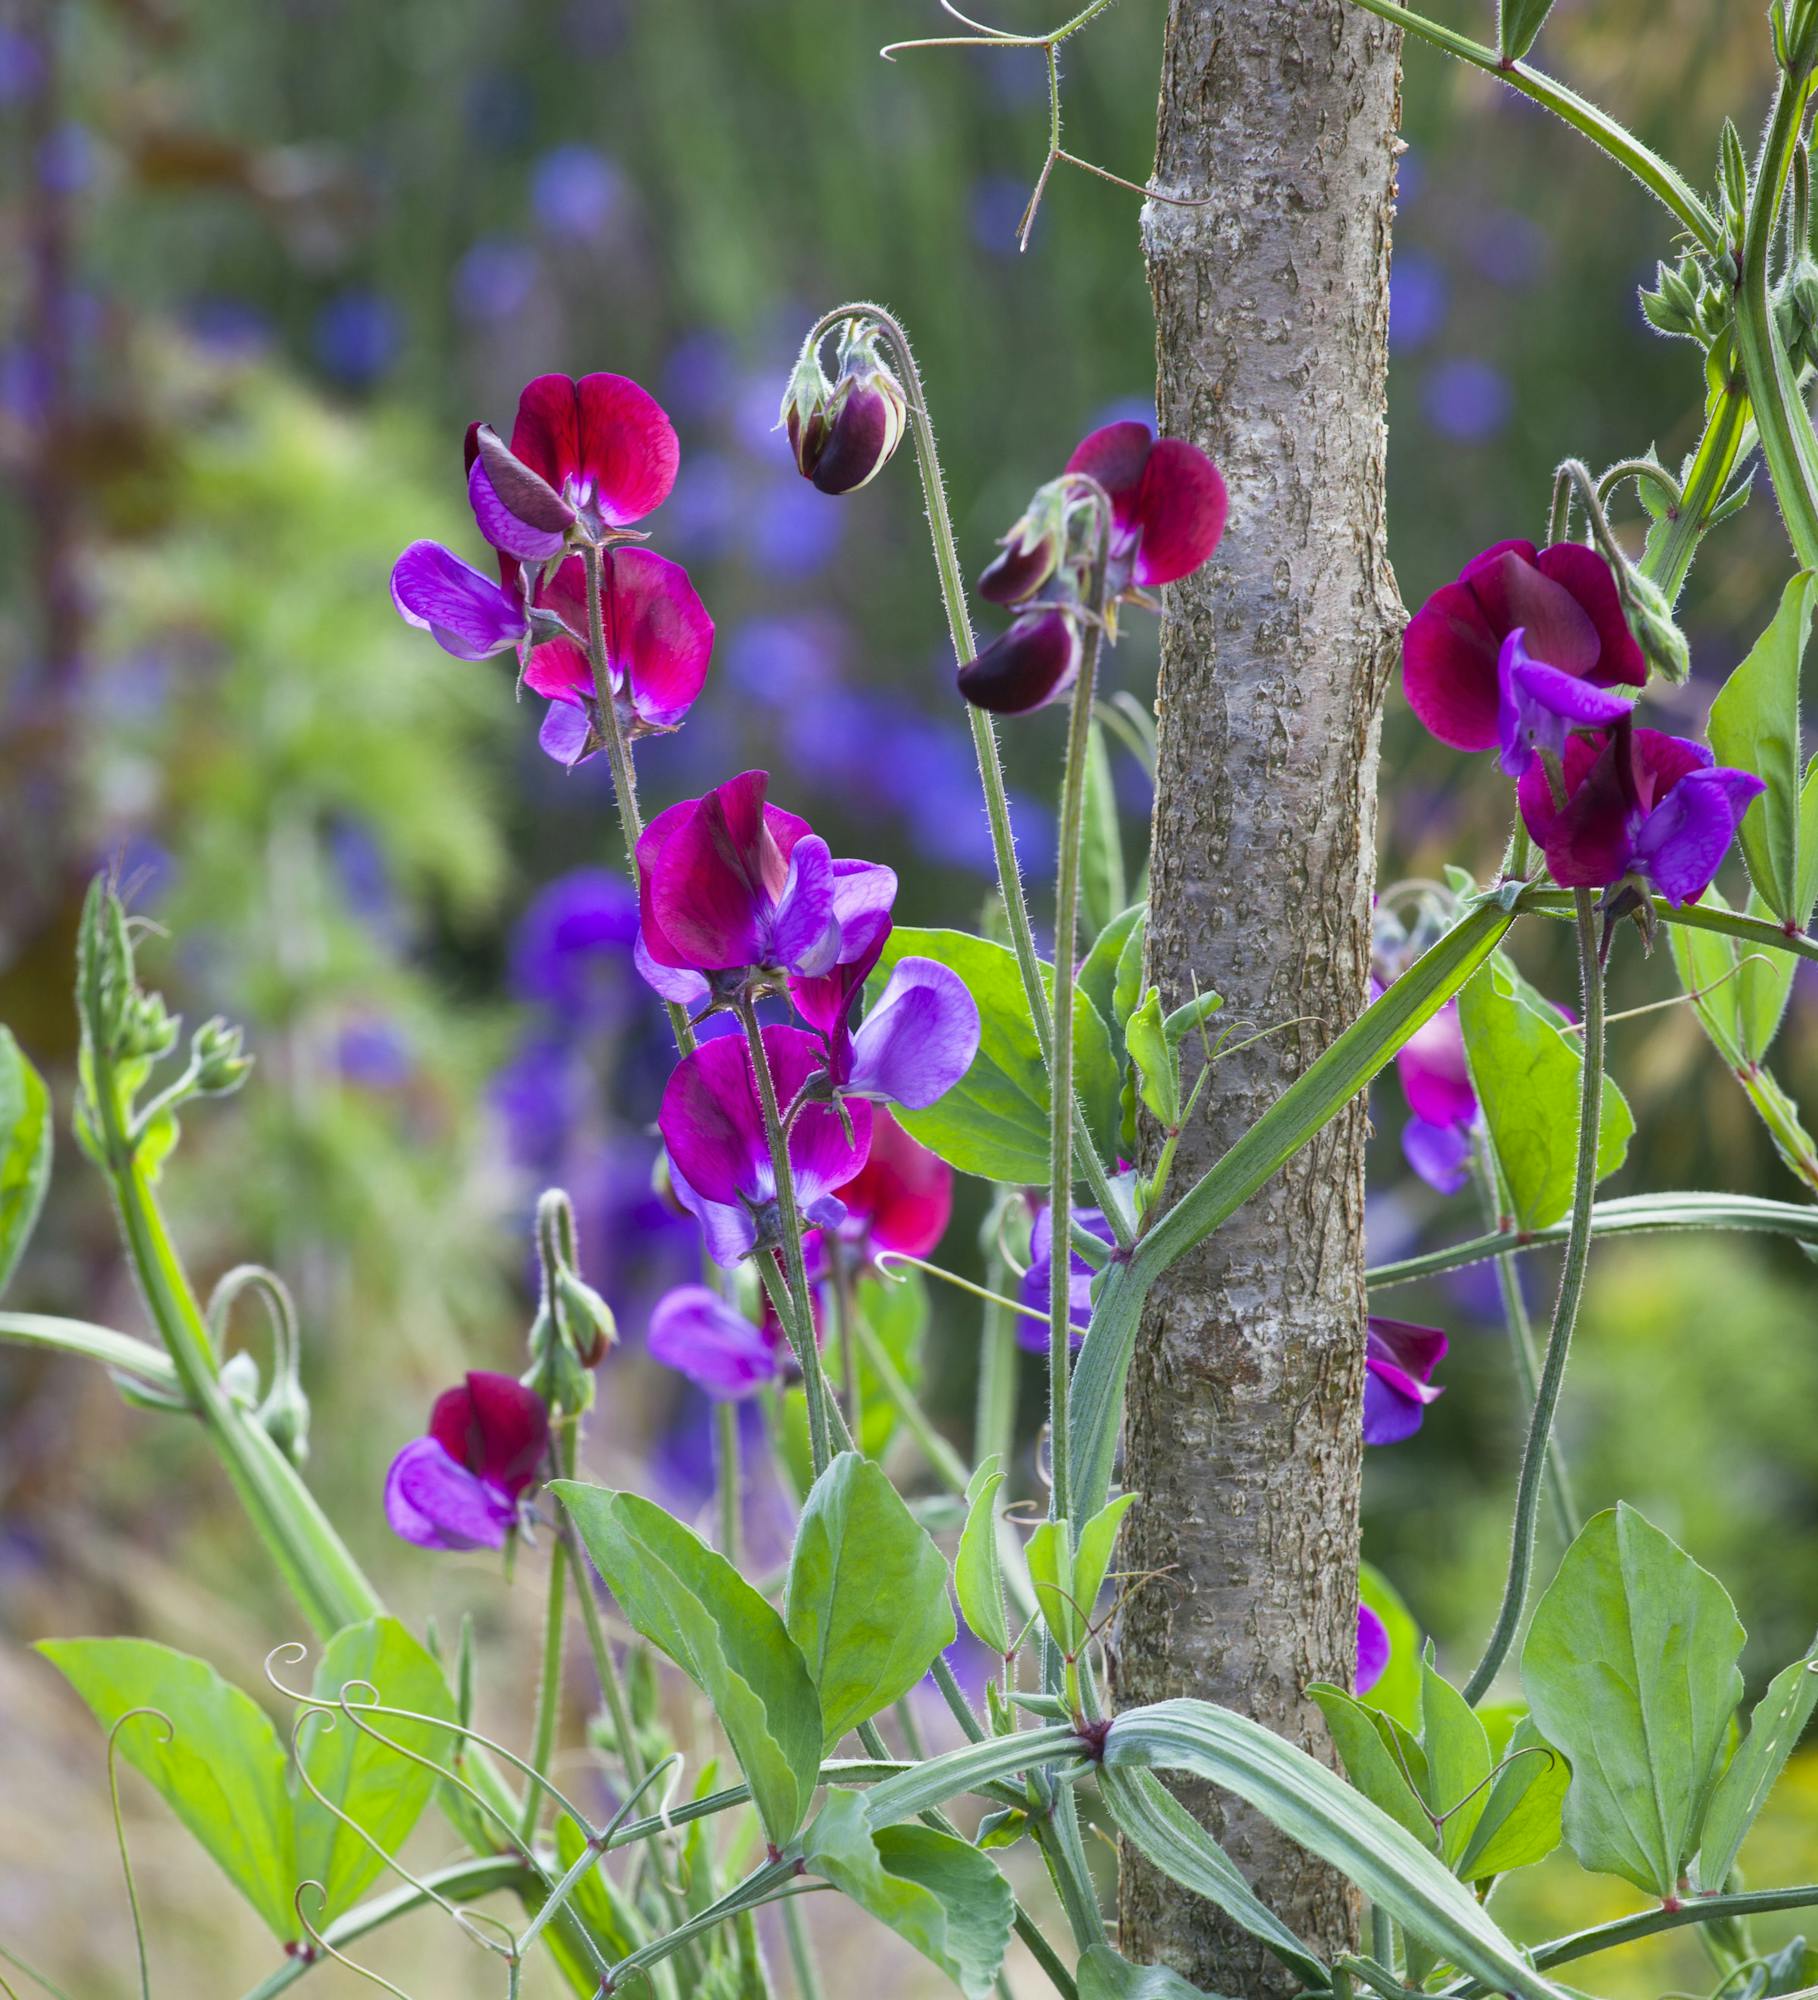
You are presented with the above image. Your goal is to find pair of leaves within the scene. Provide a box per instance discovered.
[1026,1492,1137,1655]
[1312,1661,1566,1885]
[803,1788,1013,1999]
[39,1620,454,1943]
[871,927,1120,1185]
[557,1456,953,1844]
[0,1029,52,1299]
[1522,1504,1744,1899]
[1708,570,1818,932]
[1458,955,1634,1233]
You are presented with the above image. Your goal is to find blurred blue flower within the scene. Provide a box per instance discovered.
[111,832,175,911]
[1422,358,1512,443]
[453,237,539,325]
[510,867,640,1024]
[1396,147,1423,206]
[325,817,398,933]
[338,1018,414,1090]
[560,0,629,56]
[663,330,737,423]
[0,27,45,104]
[0,343,47,427]
[661,447,739,561]
[186,296,273,357]
[725,614,842,709]
[746,472,842,578]
[491,1031,581,1169]
[313,288,402,388]
[1090,394,1159,436]
[1471,210,1549,288]
[38,122,91,196]
[531,144,623,240]
[1389,252,1446,350]
[970,174,1031,255]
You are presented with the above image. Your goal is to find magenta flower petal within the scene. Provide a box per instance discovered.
[1065,421,1153,542]
[649,1284,785,1399]
[957,608,1082,714]
[467,453,569,564]
[1357,1602,1390,1696]
[846,957,981,1109]
[647,771,794,971]
[524,554,593,704]
[511,371,679,527]
[1516,731,1640,889]
[1394,998,1476,1130]
[1633,765,1765,906]
[429,1371,550,1496]
[1535,541,1647,688]
[1364,1317,1447,1445]
[391,541,528,660]
[1402,1116,1473,1195]
[1467,546,1598,678]
[385,1437,516,1552]
[610,548,714,730]
[764,1025,873,1206]
[1129,437,1229,586]
[538,700,595,767]
[1403,579,1504,751]
[833,1109,953,1259]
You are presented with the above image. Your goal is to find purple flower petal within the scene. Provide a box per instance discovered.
[1496,628,1635,777]
[467,453,569,563]
[670,1161,759,1268]
[538,700,596,767]
[1394,998,1476,1131]
[1633,765,1766,906]
[1402,1116,1473,1195]
[1363,1316,1447,1445]
[635,930,711,1006]
[767,835,840,974]
[1357,1602,1390,1695]
[385,1437,515,1551]
[846,957,981,1109]
[649,1284,785,1398]
[390,541,527,659]
[828,858,899,966]
[956,609,1082,715]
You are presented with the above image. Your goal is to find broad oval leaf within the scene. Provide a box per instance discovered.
[553,1481,823,1846]
[955,1458,1010,1658]
[1459,956,1633,1233]
[874,928,1120,1182]
[784,1451,956,1750]
[38,1636,297,1941]
[804,1786,1013,2000]
[1521,1504,1744,1899]
[1420,1655,1492,1869]
[0,1028,52,1299]
[1695,1647,1818,1890]
[1456,1713,1569,1884]
[1080,905,1144,1034]
[294,1617,457,1919]
[1103,1699,1565,2000]
[1360,1563,1422,1732]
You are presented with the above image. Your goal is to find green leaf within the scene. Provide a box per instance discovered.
[1081,904,1144,1037]
[1114,912,1147,1028]
[553,1483,823,1845]
[975,1805,1029,1850]
[1497,0,1556,61]
[804,1787,1013,2000]
[784,1451,956,1750]
[1739,893,1798,1062]
[1077,1942,1235,1999]
[1799,752,1818,931]
[1073,1491,1139,1628]
[954,1457,1011,1657]
[1308,1684,1436,1849]
[874,928,1120,1182]
[1458,957,1633,1232]
[1126,989,1181,1127]
[293,1617,457,1918]
[1708,571,1813,927]
[1104,1700,1563,2000]
[1521,1504,1745,1898]
[1081,721,1127,940]
[38,1636,297,1941]
[0,1029,52,1299]
[1455,1713,1569,1884]
[1026,1517,1080,1654]
[1696,1647,1818,1889]
[1419,1657,1493,1869]
[1360,1564,1422,1732]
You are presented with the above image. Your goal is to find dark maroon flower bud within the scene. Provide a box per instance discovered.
[979,480,1072,606]
[780,322,907,496]
[779,350,835,480]
[956,606,1083,715]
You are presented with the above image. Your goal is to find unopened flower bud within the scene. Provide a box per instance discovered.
[192,1016,253,1095]
[1621,568,1691,684]
[778,349,835,480]
[979,479,1071,606]
[555,1266,618,1369]
[123,992,180,1062]
[788,323,907,496]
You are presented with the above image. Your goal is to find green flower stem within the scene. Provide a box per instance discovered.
[851,1312,970,1494]
[519,1440,572,1843]
[1337,0,1721,252]
[1462,888,1606,1706]
[829,1248,863,1441]
[715,1399,742,1563]
[781,1895,824,2000]
[973,1225,1023,1472]
[1472,1138,1578,1548]
[1529,1884,1818,1973]
[1517,887,1818,964]
[737,1000,835,1477]
[579,539,696,1061]
[804,301,1132,1246]
[0,1312,178,1389]
[1637,378,1751,605]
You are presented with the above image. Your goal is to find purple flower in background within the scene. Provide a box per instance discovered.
[337,1017,413,1090]
[1018,1202,1117,1352]
[1422,359,1512,443]
[649,1285,786,1399]
[454,237,539,325]
[1357,1602,1390,1695]
[511,868,639,1022]
[1364,1318,1447,1445]
[384,1372,549,1552]
[748,474,844,577]
[1518,724,1765,905]
[660,1025,874,1265]
[531,143,622,239]
[0,26,47,104]
[1393,997,1476,1196]
[390,541,528,659]
[314,288,402,388]
[1389,252,1447,350]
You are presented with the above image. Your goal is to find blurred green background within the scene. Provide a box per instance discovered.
[0,0,1813,1992]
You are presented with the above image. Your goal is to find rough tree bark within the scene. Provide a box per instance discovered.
[1113,3,1404,1990]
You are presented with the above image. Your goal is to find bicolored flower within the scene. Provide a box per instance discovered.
[384,1371,549,1552]
[649,1284,788,1399]
[1394,997,1477,1196]
[1496,626,1635,779]
[1064,419,1229,596]
[826,1108,954,1260]
[1018,1201,1117,1352]
[467,371,679,561]
[390,541,531,660]
[1516,725,1765,905]
[1402,539,1645,754]
[659,1024,874,1267]
[1357,1602,1390,1696]
[792,948,980,1113]
[782,322,908,496]
[1364,1318,1447,1446]
[519,547,714,764]
[635,772,895,999]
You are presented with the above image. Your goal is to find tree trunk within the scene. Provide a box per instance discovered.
[1113,4,1404,1989]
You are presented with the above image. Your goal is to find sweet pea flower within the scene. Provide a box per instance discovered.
[384,1371,549,1552]
[636,772,896,1001]
[466,371,680,561]
[1063,420,1229,596]
[825,1109,954,1261]
[1402,539,1645,754]
[1515,724,1765,905]
[390,540,532,660]
[1364,1317,1447,1445]
[1394,997,1477,1196]
[1357,1602,1391,1696]
[956,607,1085,716]
[519,547,714,765]
[1496,626,1634,778]
[792,948,980,1113]
[649,1284,788,1399]
[1018,1201,1117,1352]
[659,1024,873,1267]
